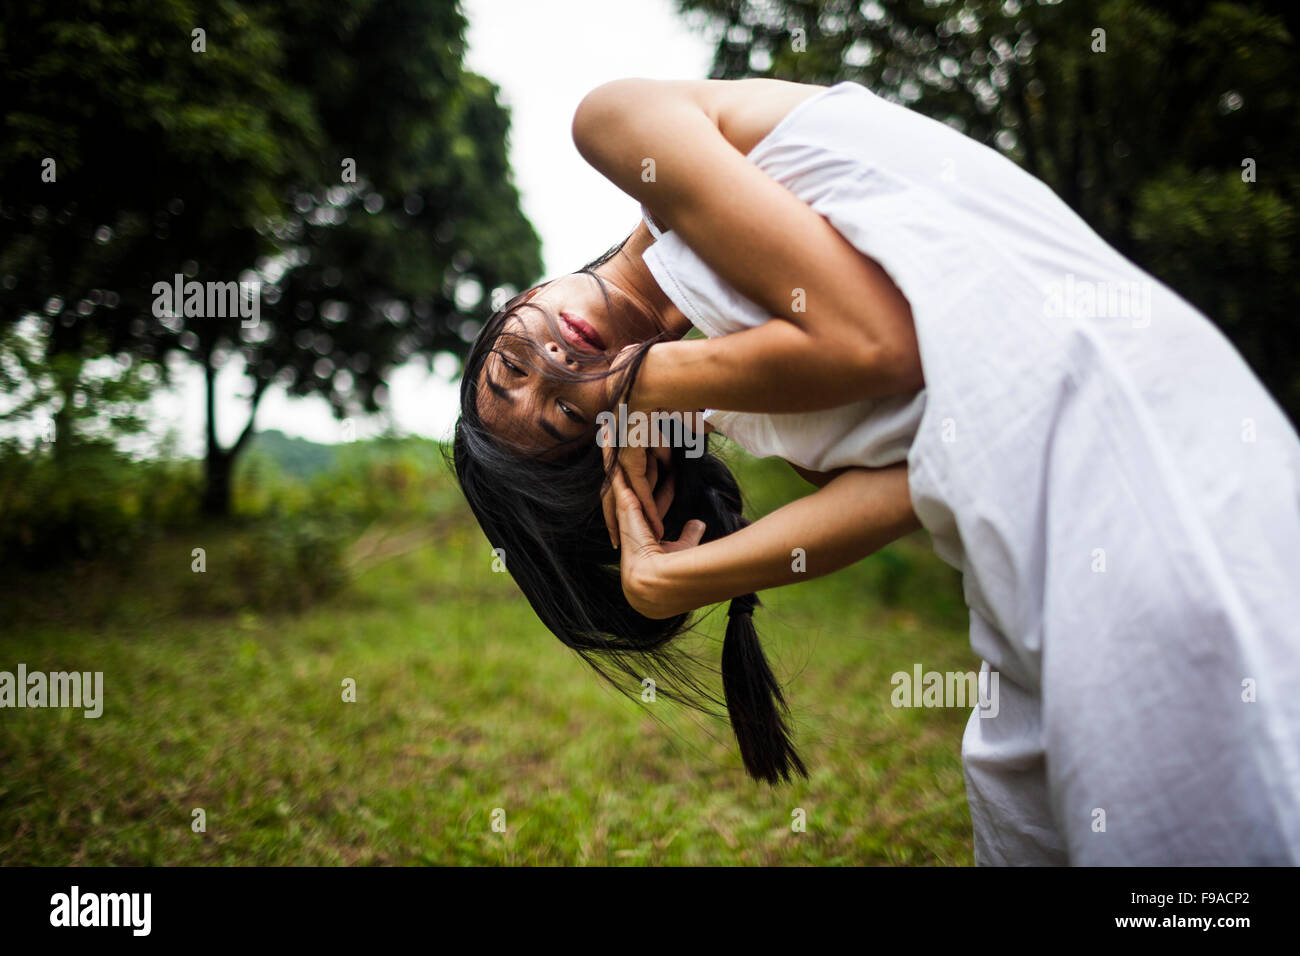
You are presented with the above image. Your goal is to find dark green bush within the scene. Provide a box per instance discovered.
[0,439,201,569]
[179,514,352,615]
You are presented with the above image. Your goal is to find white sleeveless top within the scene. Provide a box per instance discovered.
[641,190,925,472]
[637,81,1300,865]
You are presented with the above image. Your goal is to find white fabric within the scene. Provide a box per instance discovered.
[639,81,1300,865]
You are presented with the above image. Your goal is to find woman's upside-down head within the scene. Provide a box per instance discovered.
[450,239,807,784]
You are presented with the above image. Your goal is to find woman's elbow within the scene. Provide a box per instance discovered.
[571,78,653,166]
[853,326,923,396]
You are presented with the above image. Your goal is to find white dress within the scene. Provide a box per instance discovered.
[639,81,1300,865]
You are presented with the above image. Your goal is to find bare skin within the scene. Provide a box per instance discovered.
[480,78,927,616]
[475,253,683,453]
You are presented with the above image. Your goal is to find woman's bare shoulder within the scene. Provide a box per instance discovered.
[573,77,827,158]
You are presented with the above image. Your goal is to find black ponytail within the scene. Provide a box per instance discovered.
[723,593,808,783]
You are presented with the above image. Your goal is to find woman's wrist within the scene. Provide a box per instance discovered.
[625,343,660,415]
[627,339,703,415]
[625,548,687,620]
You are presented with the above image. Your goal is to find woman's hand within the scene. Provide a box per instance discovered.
[610,465,707,619]
[600,423,671,547]
[598,342,713,550]
[599,342,673,546]
[599,344,659,545]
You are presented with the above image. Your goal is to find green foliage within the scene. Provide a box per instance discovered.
[0,316,155,453]
[0,431,464,610]
[0,438,201,568]
[188,515,351,614]
[1,0,544,513]
[233,433,462,524]
[680,0,1300,423]
[1131,165,1298,413]
[239,429,339,479]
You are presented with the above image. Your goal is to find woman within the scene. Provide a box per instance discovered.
[452,78,1300,864]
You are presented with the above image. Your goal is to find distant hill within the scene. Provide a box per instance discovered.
[240,429,452,480]
[242,430,338,479]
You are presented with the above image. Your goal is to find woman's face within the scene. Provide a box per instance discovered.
[475,272,642,455]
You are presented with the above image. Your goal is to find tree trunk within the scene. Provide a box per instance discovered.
[198,347,266,518]
[201,448,233,517]
[50,353,83,461]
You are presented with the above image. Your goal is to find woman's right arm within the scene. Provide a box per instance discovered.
[574,78,924,415]
[628,322,901,414]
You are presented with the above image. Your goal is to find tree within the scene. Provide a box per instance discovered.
[0,0,543,514]
[678,0,1299,422]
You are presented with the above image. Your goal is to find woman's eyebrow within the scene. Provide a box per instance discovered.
[538,419,567,442]
[484,373,513,404]
[484,350,517,404]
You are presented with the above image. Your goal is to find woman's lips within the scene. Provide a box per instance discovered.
[559,312,606,353]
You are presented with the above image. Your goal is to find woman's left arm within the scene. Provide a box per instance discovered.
[612,462,919,619]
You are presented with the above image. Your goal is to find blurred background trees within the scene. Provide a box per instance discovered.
[1,0,1295,573]
[0,0,541,518]
[681,0,1299,421]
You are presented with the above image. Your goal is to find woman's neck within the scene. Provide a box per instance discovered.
[595,220,692,341]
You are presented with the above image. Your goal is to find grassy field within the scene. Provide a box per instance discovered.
[0,450,979,865]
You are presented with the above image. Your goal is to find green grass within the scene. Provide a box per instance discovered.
[0,452,978,865]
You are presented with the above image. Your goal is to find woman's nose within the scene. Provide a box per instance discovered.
[545,340,577,367]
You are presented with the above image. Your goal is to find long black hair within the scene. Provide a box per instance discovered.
[449,237,807,784]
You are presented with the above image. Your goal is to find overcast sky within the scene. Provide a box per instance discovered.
[139,0,717,456]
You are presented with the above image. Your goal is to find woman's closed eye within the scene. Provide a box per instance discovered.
[558,400,585,424]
